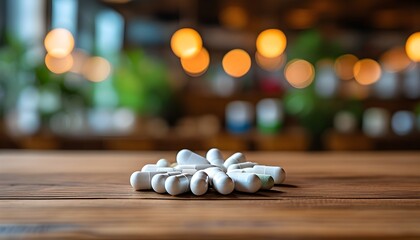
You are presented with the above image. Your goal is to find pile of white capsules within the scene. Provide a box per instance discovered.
[130,148,286,196]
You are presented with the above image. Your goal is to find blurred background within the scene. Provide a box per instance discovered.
[0,0,419,151]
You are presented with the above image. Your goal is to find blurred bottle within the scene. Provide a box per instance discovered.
[363,108,389,137]
[256,98,283,134]
[226,101,253,134]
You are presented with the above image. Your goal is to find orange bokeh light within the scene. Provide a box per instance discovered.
[380,46,412,73]
[44,28,75,58]
[82,57,112,82]
[170,28,203,59]
[222,49,251,78]
[284,59,315,88]
[45,53,73,74]
[256,29,287,58]
[353,58,382,85]
[255,52,286,71]
[405,32,420,62]
[70,49,89,74]
[334,54,359,80]
[180,48,210,76]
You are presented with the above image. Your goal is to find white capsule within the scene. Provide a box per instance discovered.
[212,171,235,195]
[227,162,257,172]
[180,169,198,175]
[141,164,176,172]
[227,172,262,193]
[130,171,165,190]
[224,152,246,168]
[203,167,226,181]
[247,165,286,184]
[203,168,274,191]
[206,148,225,167]
[174,164,213,171]
[151,172,181,193]
[176,149,210,165]
[256,174,275,190]
[156,158,171,167]
[190,171,209,196]
[165,174,193,196]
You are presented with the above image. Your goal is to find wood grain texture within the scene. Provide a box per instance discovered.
[0,151,419,239]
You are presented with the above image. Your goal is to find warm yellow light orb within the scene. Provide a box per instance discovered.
[82,56,112,82]
[334,54,359,80]
[45,53,73,74]
[380,46,412,72]
[405,32,420,62]
[353,58,382,85]
[255,52,286,71]
[256,29,287,58]
[69,49,89,74]
[170,28,203,58]
[284,59,315,88]
[44,28,75,58]
[222,49,251,78]
[180,48,210,76]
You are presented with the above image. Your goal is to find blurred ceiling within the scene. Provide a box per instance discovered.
[102,0,420,32]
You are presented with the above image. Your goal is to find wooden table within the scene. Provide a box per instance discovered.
[0,151,419,239]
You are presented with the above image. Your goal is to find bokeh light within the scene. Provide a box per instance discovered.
[405,32,420,62]
[353,58,382,85]
[334,111,357,134]
[219,5,248,30]
[222,49,251,78]
[44,28,75,58]
[70,49,89,74]
[363,108,389,137]
[45,53,74,74]
[380,46,412,72]
[284,59,315,88]
[334,54,359,80]
[226,101,253,134]
[180,48,210,76]
[255,52,286,71]
[256,29,287,58]
[391,111,415,136]
[82,56,112,82]
[170,28,203,59]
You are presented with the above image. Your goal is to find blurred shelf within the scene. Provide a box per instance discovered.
[323,130,420,151]
[323,130,374,151]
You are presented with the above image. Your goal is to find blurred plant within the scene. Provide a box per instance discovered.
[284,29,363,149]
[113,49,174,117]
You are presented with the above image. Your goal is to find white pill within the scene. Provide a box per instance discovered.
[181,169,198,175]
[165,174,193,196]
[141,164,176,172]
[130,171,165,190]
[212,171,235,195]
[176,149,210,165]
[206,148,225,167]
[190,171,209,196]
[151,172,181,193]
[227,172,262,193]
[156,158,171,167]
[203,167,226,181]
[174,164,213,170]
[227,162,257,172]
[224,152,246,168]
[247,165,286,184]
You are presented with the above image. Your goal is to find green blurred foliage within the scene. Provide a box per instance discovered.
[114,49,173,116]
[284,29,363,147]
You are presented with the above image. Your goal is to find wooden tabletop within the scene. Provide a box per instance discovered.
[0,151,419,239]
